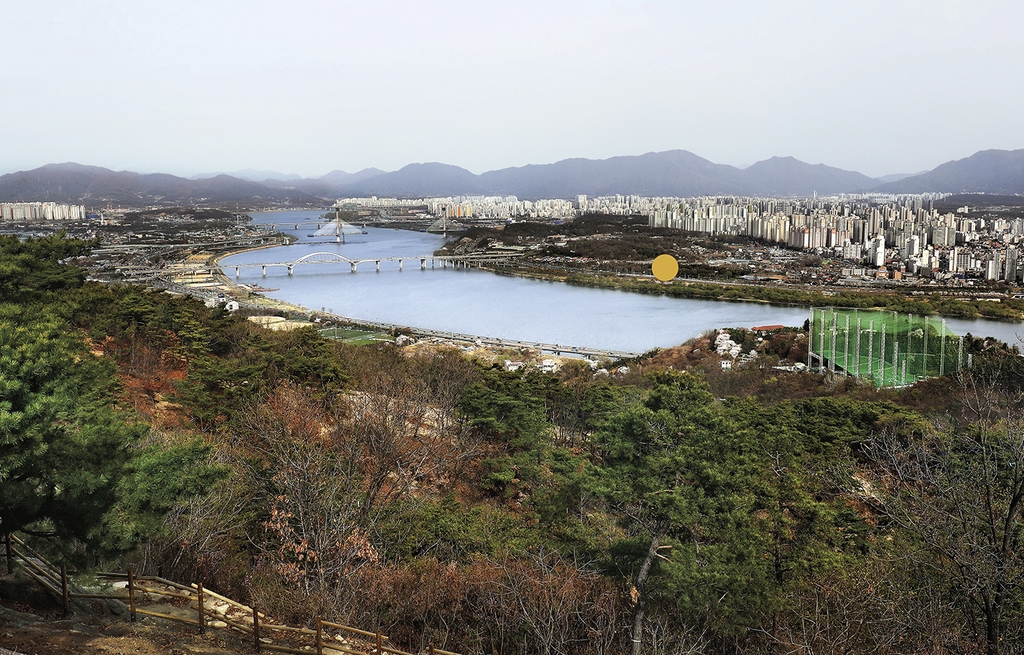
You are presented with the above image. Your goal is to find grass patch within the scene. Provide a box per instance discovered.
[320,327,392,345]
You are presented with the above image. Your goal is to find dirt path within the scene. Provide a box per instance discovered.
[0,600,250,655]
[1,578,380,655]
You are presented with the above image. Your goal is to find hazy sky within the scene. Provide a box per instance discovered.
[2,0,1022,178]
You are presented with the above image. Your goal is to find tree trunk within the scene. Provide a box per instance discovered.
[985,603,1001,655]
[631,525,667,655]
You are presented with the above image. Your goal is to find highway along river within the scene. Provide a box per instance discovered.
[218,210,1024,353]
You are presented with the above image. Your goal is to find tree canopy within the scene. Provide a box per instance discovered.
[0,236,221,560]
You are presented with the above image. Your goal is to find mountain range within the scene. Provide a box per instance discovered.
[873,150,1024,195]
[335,152,883,199]
[1,150,1022,207]
[0,163,323,206]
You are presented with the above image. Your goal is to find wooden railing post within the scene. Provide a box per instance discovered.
[315,616,323,655]
[252,604,261,653]
[127,568,136,622]
[376,630,383,655]
[197,582,206,634]
[4,533,12,574]
[60,565,70,616]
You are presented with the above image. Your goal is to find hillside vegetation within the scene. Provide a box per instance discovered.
[2,234,1024,654]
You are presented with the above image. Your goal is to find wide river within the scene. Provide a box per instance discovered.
[219,210,1024,353]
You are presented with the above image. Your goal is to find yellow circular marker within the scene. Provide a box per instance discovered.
[652,254,679,282]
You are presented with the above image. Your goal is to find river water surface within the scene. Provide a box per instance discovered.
[218,211,1024,352]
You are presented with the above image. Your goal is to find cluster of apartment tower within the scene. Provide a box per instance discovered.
[650,195,1024,284]
[339,194,664,221]
[1,202,87,221]
[339,193,1024,284]
[339,196,582,220]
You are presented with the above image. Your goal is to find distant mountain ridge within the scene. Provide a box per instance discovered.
[319,168,387,186]
[191,169,305,182]
[875,149,1024,194]
[874,171,928,184]
[3,150,1023,206]
[0,163,322,206]
[259,168,391,198]
[334,150,883,198]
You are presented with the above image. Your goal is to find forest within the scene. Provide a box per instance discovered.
[2,233,1023,654]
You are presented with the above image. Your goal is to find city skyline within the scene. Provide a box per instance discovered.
[3,1,1023,179]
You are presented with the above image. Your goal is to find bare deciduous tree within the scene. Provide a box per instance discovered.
[869,374,1024,655]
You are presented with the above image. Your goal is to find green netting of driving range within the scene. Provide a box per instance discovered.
[808,307,965,387]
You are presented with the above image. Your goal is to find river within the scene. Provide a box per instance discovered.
[218,210,1024,352]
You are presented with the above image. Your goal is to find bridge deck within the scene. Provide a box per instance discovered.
[191,251,526,273]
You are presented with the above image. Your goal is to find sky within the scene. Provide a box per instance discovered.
[2,0,1023,179]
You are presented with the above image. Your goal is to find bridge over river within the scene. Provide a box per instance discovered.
[210,251,525,276]
[178,250,634,359]
[162,240,635,359]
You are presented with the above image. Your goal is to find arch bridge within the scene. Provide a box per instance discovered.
[195,251,524,277]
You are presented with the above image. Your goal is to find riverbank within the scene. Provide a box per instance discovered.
[477,263,1024,323]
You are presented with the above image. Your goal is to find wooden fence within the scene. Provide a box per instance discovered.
[4,533,459,655]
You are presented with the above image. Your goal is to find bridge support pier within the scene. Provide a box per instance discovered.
[235,267,240,277]
[431,259,435,268]
[420,258,426,270]
[351,263,357,273]
[375,260,380,272]
[399,259,403,271]
[287,266,294,275]
[262,266,266,276]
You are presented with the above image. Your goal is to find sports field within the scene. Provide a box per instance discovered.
[809,308,965,387]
